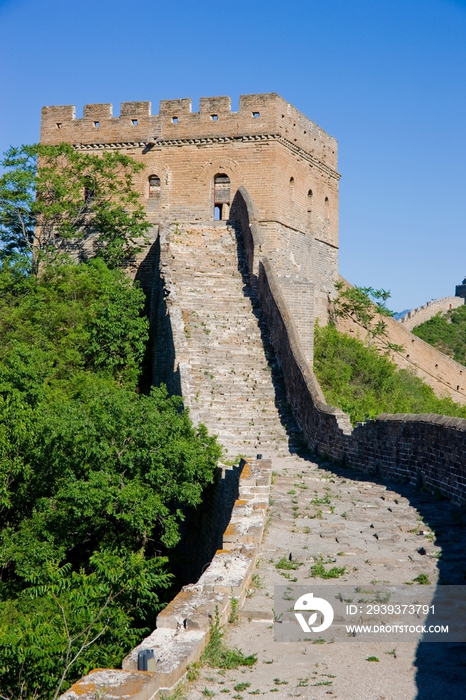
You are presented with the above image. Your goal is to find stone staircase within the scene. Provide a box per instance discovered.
[166,222,301,458]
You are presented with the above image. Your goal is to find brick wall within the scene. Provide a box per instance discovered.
[256,257,466,505]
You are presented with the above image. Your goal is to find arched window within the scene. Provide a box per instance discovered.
[324,196,330,220]
[308,189,313,199]
[149,175,161,198]
[213,174,230,220]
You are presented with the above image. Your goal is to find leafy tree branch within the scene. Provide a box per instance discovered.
[0,143,150,274]
[331,280,403,352]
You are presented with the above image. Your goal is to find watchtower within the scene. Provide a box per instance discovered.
[41,93,340,359]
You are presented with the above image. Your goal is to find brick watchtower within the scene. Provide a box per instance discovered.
[41,93,340,360]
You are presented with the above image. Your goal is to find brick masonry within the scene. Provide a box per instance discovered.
[256,255,466,505]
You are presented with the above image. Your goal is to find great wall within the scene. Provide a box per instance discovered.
[39,94,466,699]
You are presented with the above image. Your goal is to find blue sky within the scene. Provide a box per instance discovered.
[1,0,465,311]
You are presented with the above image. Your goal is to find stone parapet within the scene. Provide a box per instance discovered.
[257,257,466,505]
[59,458,272,700]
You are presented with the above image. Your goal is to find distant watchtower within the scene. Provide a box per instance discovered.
[41,93,340,360]
[456,277,466,300]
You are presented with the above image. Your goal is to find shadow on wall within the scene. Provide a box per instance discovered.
[140,235,182,398]
[172,462,243,585]
[229,196,306,456]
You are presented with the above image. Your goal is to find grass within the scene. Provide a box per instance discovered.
[310,492,331,506]
[310,556,346,579]
[228,597,239,624]
[275,557,302,571]
[234,683,250,692]
[202,611,257,670]
[314,322,466,425]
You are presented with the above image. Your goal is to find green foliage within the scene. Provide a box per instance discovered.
[0,259,221,698]
[314,323,466,425]
[202,611,257,670]
[0,143,150,273]
[413,305,466,366]
[275,557,302,571]
[0,552,171,700]
[332,281,399,348]
[310,559,346,579]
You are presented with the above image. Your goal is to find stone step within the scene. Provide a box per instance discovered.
[165,222,301,453]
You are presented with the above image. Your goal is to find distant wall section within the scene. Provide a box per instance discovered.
[398,296,464,331]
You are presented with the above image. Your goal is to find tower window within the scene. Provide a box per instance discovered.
[252,111,260,118]
[324,196,330,219]
[56,123,62,129]
[211,114,218,121]
[172,116,178,123]
[94,121,100,128]
[149,175,161,198]
[213,174,231,221]
[132,119,138,126]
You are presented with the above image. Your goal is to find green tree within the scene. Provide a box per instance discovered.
[332,281,402,352]
[0,552,171,700]
[0,258,221,698]
[0,143,150,273]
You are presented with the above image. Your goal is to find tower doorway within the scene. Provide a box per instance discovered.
[213,174,230,220]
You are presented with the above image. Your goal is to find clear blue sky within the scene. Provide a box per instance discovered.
[1,0,465,312]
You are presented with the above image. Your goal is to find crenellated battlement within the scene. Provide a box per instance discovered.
[41,93,338,170]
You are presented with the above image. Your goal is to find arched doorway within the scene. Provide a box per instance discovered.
[213,174,230,220]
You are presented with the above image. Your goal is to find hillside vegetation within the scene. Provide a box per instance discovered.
[412,304,466,365]
[314,323,466,425]
[0,145,221,700]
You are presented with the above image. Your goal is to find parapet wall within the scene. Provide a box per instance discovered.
[257,258,466,504]
[41,93,337,171]
[60,458,272,700]
[398,296,464,331]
